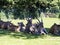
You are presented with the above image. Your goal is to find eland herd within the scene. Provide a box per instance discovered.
[0,18,60,35]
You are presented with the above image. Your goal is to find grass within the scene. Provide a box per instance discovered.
[0,18,60,45]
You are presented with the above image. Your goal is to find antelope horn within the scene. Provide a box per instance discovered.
[41,17,43,23]
[36,18,40,23]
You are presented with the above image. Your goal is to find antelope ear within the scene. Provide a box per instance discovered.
[54,23,57,25]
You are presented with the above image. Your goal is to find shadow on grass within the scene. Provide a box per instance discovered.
[0,28,60,39]
[0,29,47,39]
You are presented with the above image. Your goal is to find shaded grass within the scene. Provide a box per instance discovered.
[0,30,46,39]
[0,29,60,39]
[0,30,60,45]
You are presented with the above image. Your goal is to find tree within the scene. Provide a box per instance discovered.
[0,0,60,19]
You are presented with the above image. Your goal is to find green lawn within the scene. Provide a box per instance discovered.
[0,18,60,45]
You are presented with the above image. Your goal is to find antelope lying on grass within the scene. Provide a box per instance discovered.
[49,23,60,35]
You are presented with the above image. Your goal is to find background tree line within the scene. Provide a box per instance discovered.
[0,0,60,19]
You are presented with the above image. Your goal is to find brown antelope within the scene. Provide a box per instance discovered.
[8,22,25,32]
[49,23,60,35]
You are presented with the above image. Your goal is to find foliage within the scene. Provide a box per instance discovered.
[0,0,60,19]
